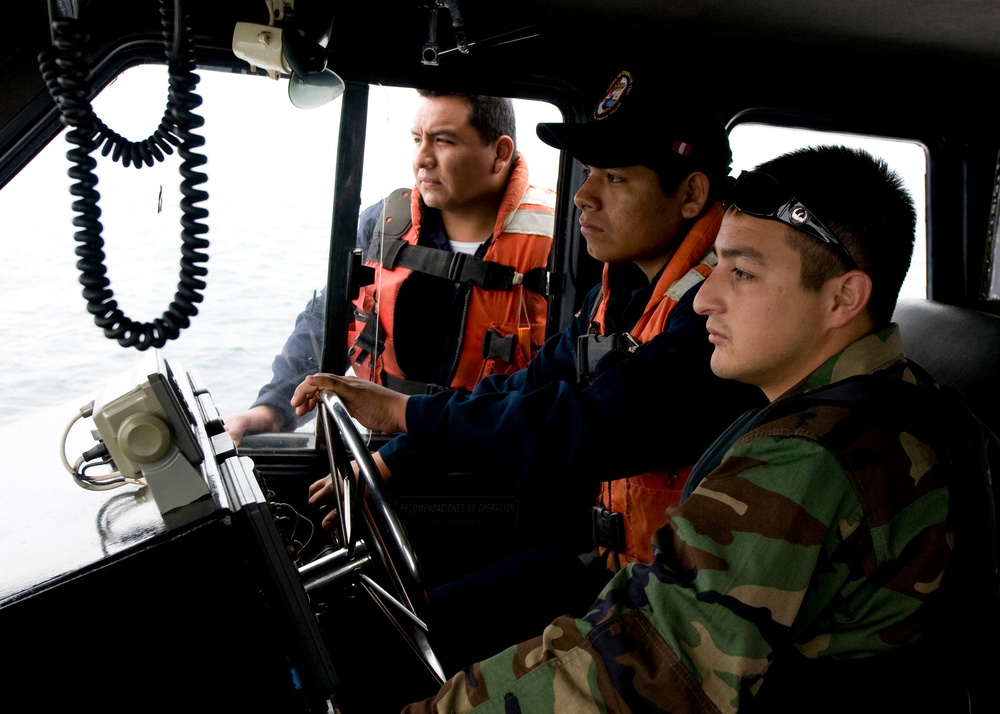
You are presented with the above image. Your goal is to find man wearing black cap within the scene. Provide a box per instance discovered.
[294,70,763,661]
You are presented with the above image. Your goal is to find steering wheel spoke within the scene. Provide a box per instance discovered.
[307,392,443,684]
[318,401,354,548]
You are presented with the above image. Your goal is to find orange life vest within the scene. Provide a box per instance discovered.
[588,201,723,567]
[348,155,555,393]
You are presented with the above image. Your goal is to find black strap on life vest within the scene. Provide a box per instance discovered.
[381,373,448,396]
[352,187,545,389]
[362,186,548,295]
[349,307,384,368]
[348,187,424,369]
[353,187,414,291]
[351,315,450,395]
[366,237,548,295]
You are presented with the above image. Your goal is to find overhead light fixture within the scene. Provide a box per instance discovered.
[232,4,344,109]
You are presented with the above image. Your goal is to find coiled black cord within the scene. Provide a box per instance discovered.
[38,0,209,349]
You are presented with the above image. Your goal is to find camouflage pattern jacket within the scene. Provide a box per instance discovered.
[405,325,975,713]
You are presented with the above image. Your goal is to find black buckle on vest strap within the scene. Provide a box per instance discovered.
[348,248,376,294]
[482,328,518,364]
[351,309,385,367]
[576,332,636,382]
[591,506,626,552]
[519,267,549,296]
[479,260,515,290]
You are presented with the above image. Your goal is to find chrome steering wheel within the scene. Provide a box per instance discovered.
[297,392,444,684]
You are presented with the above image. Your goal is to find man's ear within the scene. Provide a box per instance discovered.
[493,136,515,174]
[827,270,873,329]
[679,172,711,219]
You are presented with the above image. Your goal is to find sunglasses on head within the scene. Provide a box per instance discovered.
[729,170,857,269]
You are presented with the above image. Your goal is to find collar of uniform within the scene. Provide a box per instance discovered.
[602,261,656,333]
[419,207,494,258]
[781,324,906,399]
[418,209,449,250]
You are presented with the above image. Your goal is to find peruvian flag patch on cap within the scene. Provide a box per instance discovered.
[672,140,693,156]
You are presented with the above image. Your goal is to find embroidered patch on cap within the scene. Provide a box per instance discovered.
[594,70,633,121]
[672,140,693,157]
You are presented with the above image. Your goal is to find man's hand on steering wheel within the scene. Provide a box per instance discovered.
[308,450,393,530]
[301,391,440,681]
[291,373,410,435]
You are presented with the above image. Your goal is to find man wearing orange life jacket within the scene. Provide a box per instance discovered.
[576,201,724,566]
[296,68,765,666]
[349,90,553,396]
[225,91,554,444]
[348,142,554,394]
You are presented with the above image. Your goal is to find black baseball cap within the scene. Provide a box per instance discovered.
[536,69,732,179]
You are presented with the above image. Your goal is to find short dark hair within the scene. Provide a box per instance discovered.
[653,157,733,201]
[648,107,732,199]
[416,90,516,152]
[740,146,916,327]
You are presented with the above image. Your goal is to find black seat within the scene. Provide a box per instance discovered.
[893,297,1000,713]
[893,297,1000,436]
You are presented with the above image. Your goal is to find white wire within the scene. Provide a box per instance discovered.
[60,399,128,491]
[59,403,89,475]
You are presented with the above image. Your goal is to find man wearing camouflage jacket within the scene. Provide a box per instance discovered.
[402,146,996,712]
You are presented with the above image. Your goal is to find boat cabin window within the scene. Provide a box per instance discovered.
[0,65,561,447]
[0,65,339,433]
[730,123,928,301]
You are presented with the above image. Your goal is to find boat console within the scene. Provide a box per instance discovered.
[0,353,338,712]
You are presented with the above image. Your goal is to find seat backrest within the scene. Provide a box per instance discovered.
[893,297,1000,437]
[893,298,1000,713]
